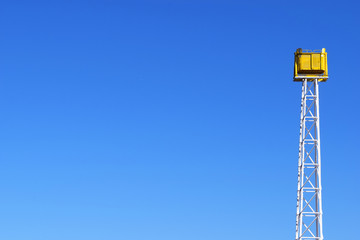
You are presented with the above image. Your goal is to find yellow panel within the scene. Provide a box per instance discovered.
[312,54,321,70]
[293,48,328,82]
[299,55,311,71]
[321,53,326,71]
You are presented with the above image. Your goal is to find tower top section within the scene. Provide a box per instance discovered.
[294,48,328,82]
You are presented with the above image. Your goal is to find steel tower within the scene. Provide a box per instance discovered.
[293,48,328,240]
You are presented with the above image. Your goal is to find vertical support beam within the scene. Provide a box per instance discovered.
[314,79,324,240]
[295,79,323,240]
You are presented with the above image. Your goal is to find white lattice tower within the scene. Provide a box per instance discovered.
[295,79,323,240]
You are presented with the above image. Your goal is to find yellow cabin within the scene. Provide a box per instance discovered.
[294,48,328,82]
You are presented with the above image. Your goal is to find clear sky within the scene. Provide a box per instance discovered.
[0,1,359,239]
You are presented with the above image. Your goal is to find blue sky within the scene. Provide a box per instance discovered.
[0,1,359,239]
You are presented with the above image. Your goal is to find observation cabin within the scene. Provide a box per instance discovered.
[294,48,328,82]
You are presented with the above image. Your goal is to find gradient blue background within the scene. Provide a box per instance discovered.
[0,1,359,239]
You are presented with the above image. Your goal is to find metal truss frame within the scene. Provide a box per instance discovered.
[295,79,324,240]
